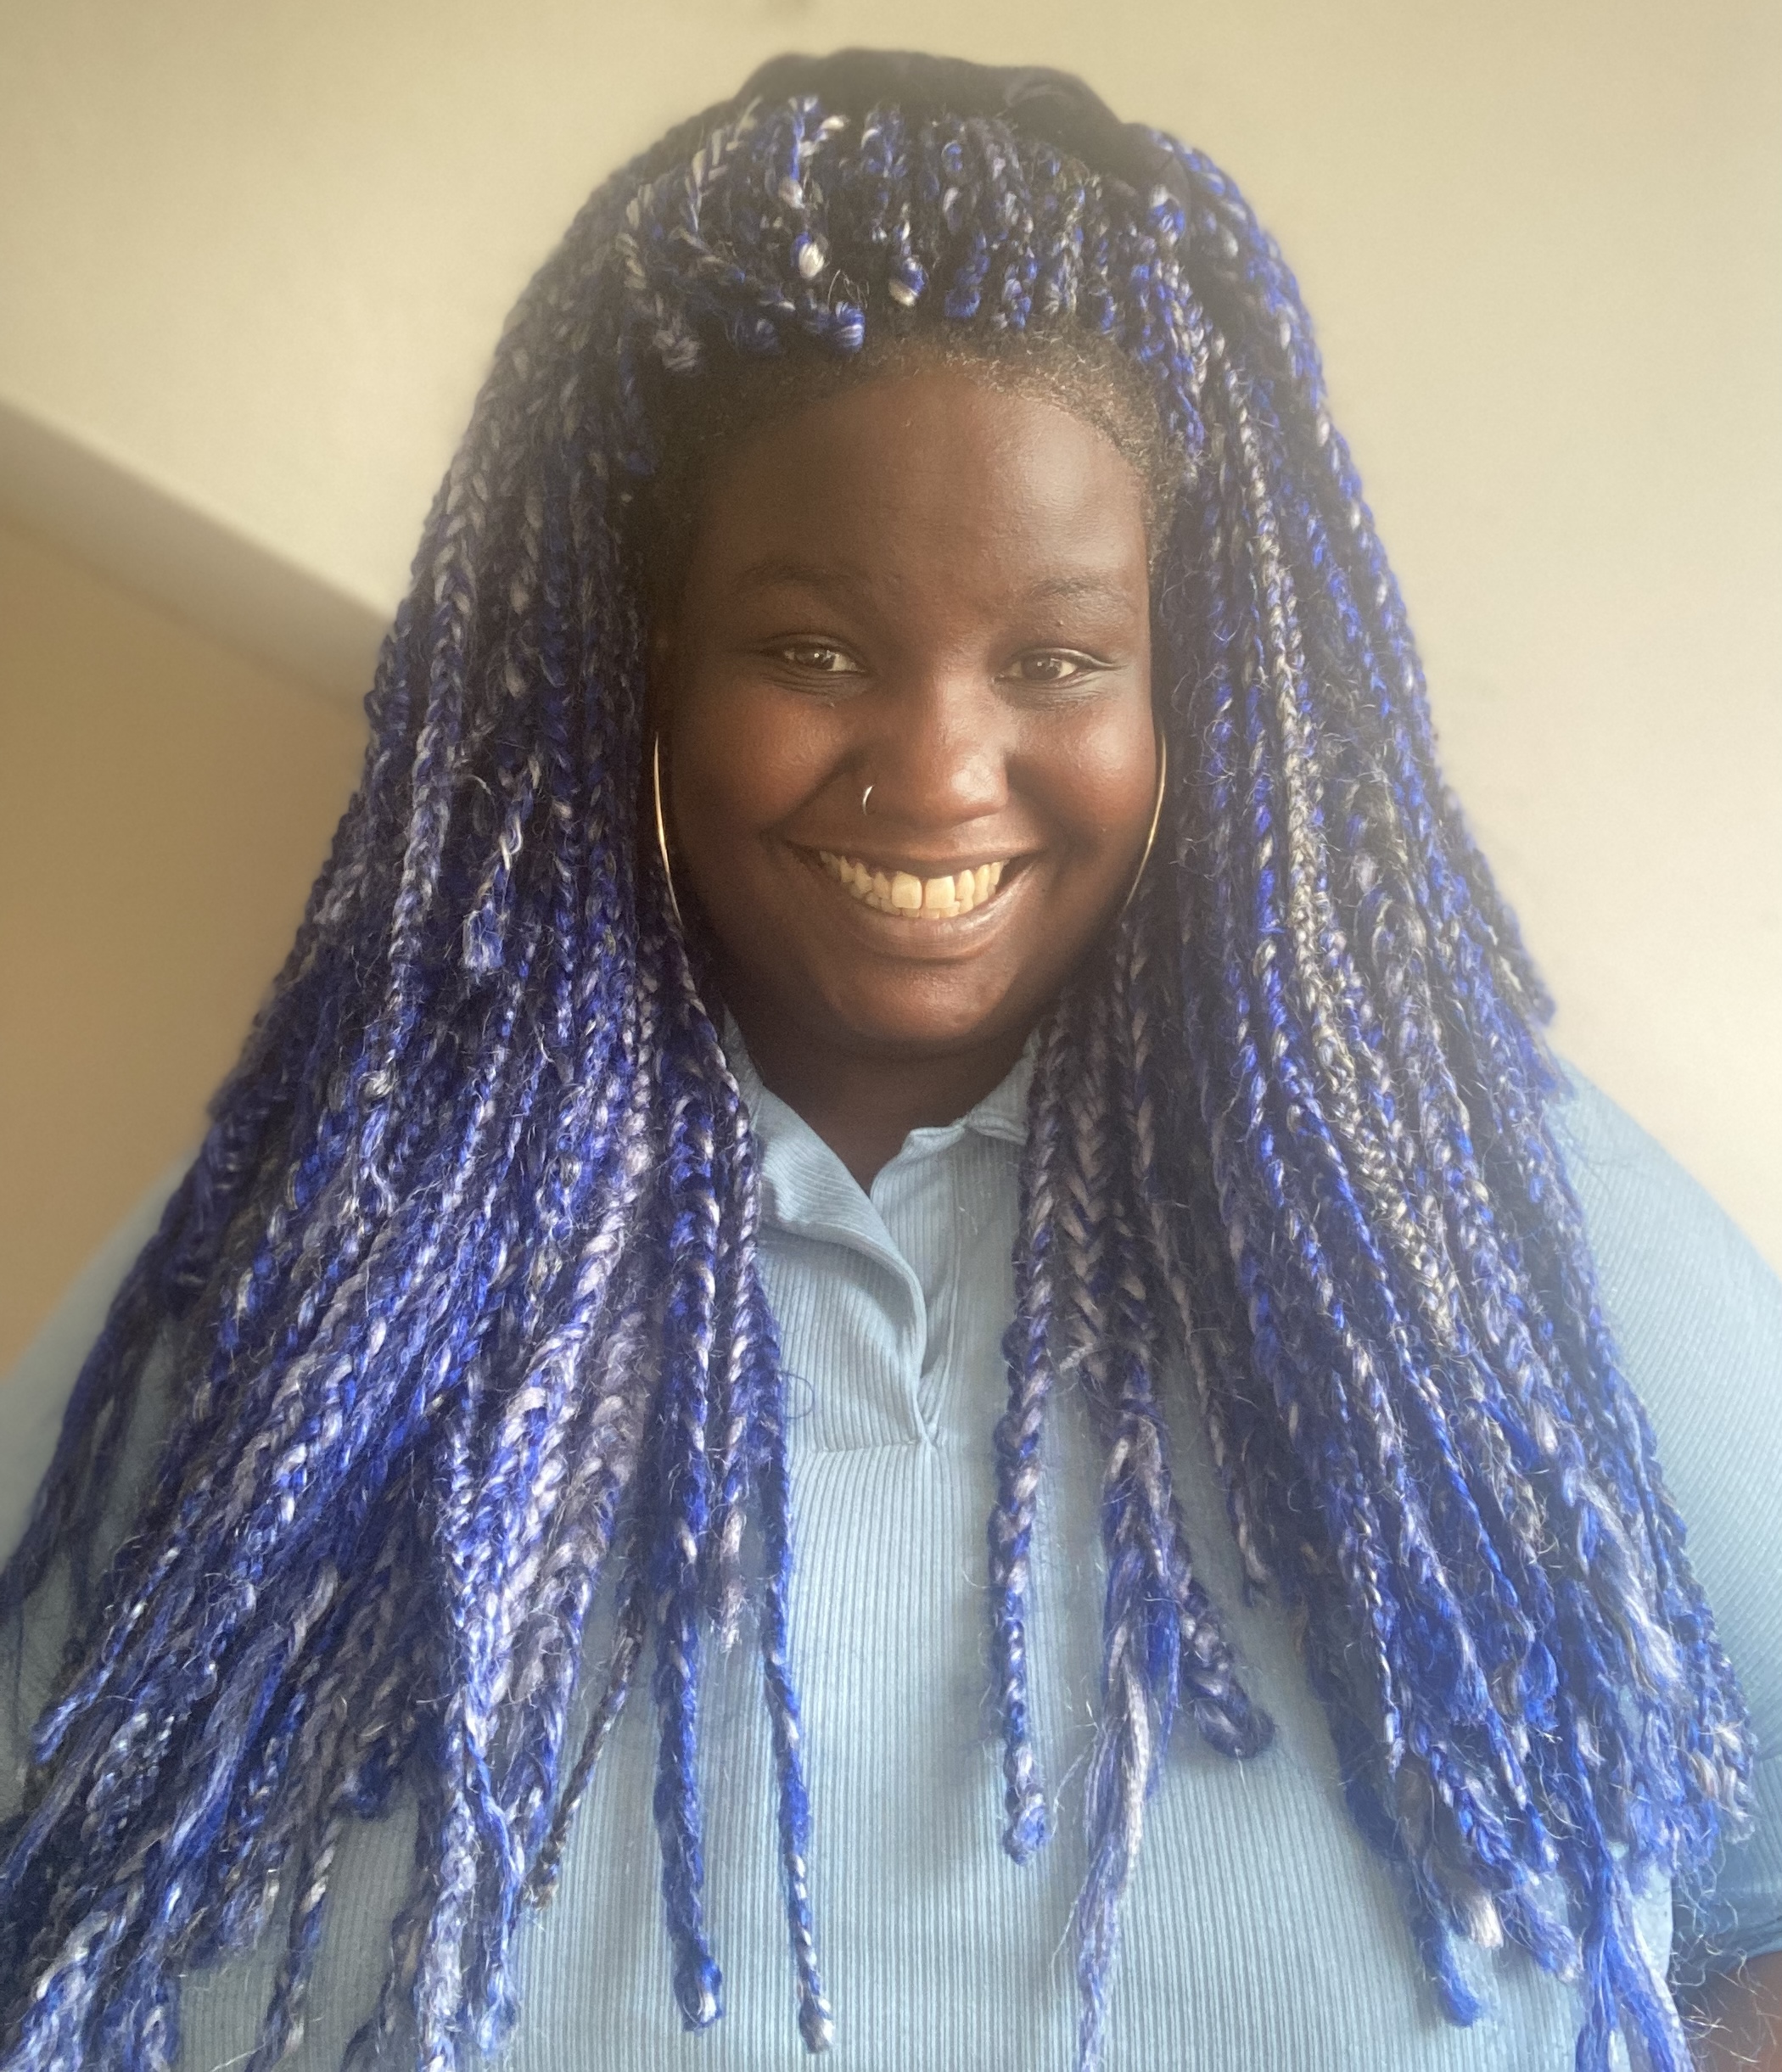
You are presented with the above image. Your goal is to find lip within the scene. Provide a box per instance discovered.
[801,844,1020,878]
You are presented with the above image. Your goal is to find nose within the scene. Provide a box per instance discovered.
[855,666,1007,832]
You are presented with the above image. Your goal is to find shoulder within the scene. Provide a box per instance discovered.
[1550,1068,1781,1522]
[1553,1067,1782,1961]
[1550,1067,1781,1662]
[1552,1068,1781,1386]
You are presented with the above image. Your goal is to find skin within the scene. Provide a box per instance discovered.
[651,359,1782,2064]
[1689,1954,1782,2069]
[655,365,1158,1185]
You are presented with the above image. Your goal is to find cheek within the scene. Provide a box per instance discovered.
[1036,695,1157,845]
[674,679,834,836]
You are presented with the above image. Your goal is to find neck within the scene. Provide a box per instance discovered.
[725,996,1031,1190]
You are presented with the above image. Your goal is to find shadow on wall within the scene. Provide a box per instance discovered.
[0,520,366,1370]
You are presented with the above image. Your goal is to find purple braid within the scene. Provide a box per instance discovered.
[1063,958,1270,2064]
[985,1000,1072,1862]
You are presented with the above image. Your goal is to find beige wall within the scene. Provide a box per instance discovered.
[0,524,363,1368]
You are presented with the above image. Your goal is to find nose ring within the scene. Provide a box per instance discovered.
[860,782,874,816]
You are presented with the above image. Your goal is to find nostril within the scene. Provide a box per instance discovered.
[854,725,1007,826]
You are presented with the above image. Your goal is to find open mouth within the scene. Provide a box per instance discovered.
[814,849,1011,920]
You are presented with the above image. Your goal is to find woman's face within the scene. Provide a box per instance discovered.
[656,365,1157,1066]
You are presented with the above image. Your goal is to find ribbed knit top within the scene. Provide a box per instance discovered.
[3,1060,1779,2071]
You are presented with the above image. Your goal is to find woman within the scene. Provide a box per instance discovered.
[2,47,1778,2072]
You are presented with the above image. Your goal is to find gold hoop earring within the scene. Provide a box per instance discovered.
[1118,731,1168,919]
[651,732,685,931]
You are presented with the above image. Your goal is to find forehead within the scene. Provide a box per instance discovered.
[681,367,1152,608]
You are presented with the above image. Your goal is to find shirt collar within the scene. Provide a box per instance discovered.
[724,1018,1034,1238]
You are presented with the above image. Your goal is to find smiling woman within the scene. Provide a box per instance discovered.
[658,366,1158,1181]
[1,46,1779,2072]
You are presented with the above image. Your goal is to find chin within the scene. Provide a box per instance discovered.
[808,974,1040,1060]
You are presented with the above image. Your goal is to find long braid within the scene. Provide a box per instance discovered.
[645,946,729,2030]
[1062,962,1269,2067]
[746,1259,835,2052]
[0,72,1748,2072]
[1109,922,1274,1761]
[985,1005,1072,1862]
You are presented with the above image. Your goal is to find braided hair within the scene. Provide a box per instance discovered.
[0,49,1750,2072]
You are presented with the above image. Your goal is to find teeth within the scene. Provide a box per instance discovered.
[815,851,1007,918]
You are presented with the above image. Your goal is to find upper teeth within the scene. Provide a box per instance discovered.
[816,852,1006,919]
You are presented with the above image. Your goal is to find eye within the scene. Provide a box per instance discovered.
[771,640,863,676]
[1003,650,1107,690]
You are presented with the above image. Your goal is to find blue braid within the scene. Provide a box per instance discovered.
[746,1263,835,2052]
[647,956,726,2030]
[985,1010,1068,1863]
[1062,966,1270,2069]
[0,79,1749,2072]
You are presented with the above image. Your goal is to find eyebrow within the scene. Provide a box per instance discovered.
[726,558,1140,607]
[1017,572,1141,607]
[727,555,870,597]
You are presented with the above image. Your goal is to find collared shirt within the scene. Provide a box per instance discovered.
[3,1061,1779,2071]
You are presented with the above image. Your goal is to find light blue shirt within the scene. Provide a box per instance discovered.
[3,1061,1779,2071]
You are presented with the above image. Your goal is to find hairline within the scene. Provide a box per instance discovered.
[636,323,1181,619]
